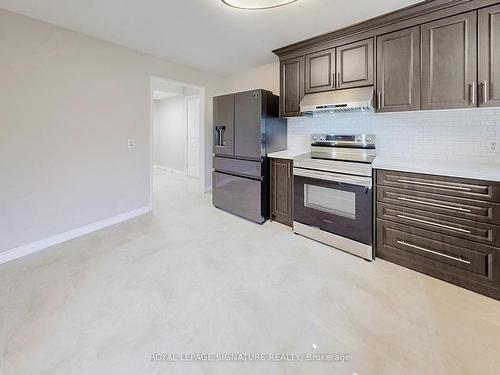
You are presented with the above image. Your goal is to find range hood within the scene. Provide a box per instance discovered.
[300,86,374,114]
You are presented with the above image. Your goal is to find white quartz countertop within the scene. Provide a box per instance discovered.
[373,156,500,182]
[267,150,306,160]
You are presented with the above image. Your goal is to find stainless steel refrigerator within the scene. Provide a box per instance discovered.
[212,89,287,223]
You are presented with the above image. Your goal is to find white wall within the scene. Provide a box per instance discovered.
[0,9,223,253]
[153,96,187,172]
[221,62,279,95]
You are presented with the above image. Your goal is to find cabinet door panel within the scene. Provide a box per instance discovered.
[336,38,374,89]
[479,4,500,107]
[213,94,234,156]
[305,48,335,93]
[376,27,420,112]
[421,12,477,110]
[280,57,305,117]
[271,158,293,226]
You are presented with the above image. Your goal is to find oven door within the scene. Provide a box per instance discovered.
[293,168,373,245]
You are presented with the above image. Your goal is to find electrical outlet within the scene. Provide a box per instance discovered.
[128,139,136,149]
[487,139,499,153]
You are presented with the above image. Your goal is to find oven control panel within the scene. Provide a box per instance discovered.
[311,134,375,148]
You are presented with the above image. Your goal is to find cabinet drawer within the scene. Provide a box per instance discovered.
[377,186,500,225]
[377,203,500,247]
[376,220,500,296]
[376,170,500,203]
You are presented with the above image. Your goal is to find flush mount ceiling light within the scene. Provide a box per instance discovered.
[221,0,297,10]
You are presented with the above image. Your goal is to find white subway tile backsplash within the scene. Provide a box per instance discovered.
[286,108,500,163]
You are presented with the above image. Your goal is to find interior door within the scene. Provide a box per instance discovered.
[479,4,500,107]
[336,38,374,89]
[234,90,262,160]
[305,48,336,93]
[187,96,200,178]
[421,12,477,110]
[376,26,421,112]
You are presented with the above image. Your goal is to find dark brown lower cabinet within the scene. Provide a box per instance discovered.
[376,169,500,300]
[271,158,293,226]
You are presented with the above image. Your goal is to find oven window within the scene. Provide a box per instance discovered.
[304,184,356,219]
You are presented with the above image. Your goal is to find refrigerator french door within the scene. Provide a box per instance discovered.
[293,168,373,246]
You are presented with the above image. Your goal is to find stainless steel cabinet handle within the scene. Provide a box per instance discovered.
[396,196,472,212]
[396,214,472,234]
[396,179,473,191]
[471,81,476,104]
[377,91,381,110]
[483,81,488,104]
[397,241,471,265]
[332,73,336,88]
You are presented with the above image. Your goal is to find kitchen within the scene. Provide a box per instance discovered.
[2,0,500,374]
[213,0,500,301]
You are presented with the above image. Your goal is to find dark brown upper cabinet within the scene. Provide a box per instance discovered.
[336,38,374,90]
[305,48,336,93]
[421,12,477,110]
[479,4,500,107]
[376,26,421,112]
[280,56,305,117]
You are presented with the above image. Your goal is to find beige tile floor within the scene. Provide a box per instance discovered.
[1,169,500,375]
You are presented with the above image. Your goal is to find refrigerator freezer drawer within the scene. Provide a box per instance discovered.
[213,156,262,178]
[213,171,264,223]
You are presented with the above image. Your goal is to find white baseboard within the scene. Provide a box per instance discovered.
[154,165,186,175]
[0,206,151,265]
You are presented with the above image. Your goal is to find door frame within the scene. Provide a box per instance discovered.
[150,76,206,210]
[185,94,201,179]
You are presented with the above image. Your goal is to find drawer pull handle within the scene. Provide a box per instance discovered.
[396,179,473,191]
[397,241,471,265]
[396,214,472,234]
[396,197,472,213]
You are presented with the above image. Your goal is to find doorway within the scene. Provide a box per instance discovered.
[150,77,205,210]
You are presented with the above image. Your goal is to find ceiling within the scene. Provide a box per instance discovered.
[0,0,423,76]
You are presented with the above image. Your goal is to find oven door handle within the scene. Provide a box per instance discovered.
[293,168,372,188]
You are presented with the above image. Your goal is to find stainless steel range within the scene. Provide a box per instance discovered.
[293,134,376,260]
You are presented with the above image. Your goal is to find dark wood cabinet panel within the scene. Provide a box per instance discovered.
[377,202,500,247]
[376,169,500,203]
[271,158,293,226]
[336,38,374,90]
[305,48,336,93]
[375,169,500,300]
[377,220,500,300]
[280,57,305,117]
[479,4,500,107]
[377,186,500,226]
[376,27,420,112]
[421,12,477,110]
[213,94,235,156]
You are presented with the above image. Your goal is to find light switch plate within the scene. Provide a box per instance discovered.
[487,139,499,153]
[128,139,136,149]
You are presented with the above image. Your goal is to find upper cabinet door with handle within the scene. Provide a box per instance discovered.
[280,56,305,117]
[479,4,500,107]
[336,38,374,90]
[305,48,336,94]
[376,26,420,112]
[421,12,477,110]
